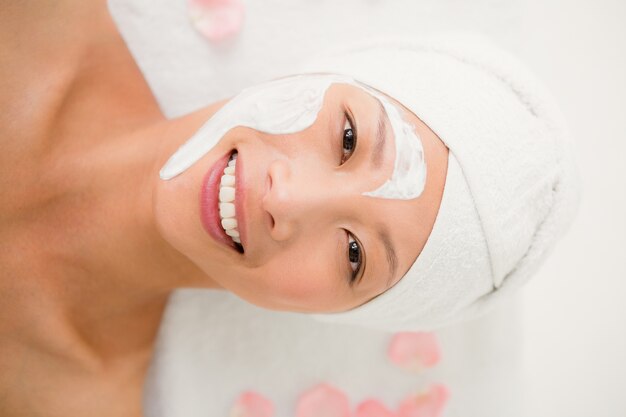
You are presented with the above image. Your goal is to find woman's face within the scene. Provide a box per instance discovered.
[154,82,448,313]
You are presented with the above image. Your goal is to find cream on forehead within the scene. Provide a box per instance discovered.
[159,74,426,200]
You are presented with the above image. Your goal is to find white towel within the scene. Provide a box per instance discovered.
[299,33,581,331]
[107,2,531,416]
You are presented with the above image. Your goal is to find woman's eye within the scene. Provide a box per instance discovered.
[341,116,357,164]
[347,233,362,282]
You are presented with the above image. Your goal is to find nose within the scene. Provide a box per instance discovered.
[262,158,337,242]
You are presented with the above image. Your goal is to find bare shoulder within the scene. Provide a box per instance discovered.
[0,291,146,417]
[0,0,108,218]
[0,1,110,72]
[0,254,142,416]
[0,237,149,417]
[0,335,145,417]
[0,0,109,136]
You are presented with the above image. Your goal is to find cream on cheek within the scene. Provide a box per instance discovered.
[159,73,427,200]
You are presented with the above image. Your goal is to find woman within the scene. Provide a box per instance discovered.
[0,1,579,416]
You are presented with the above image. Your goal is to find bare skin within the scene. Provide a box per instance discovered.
[0,1,213,415]
[0,1,448,416]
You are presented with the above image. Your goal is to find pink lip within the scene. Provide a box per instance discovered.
[234,151,247,251]
[200,150,240,252]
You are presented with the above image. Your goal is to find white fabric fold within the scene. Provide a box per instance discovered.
[300,33,581,331]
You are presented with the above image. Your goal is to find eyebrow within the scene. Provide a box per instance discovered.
[371,99,389,170]
[377,224,398,290]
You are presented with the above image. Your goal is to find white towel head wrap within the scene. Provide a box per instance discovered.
[295,32,581,332]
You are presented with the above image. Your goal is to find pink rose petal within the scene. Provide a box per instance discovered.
[397,384,449,417]
[230,391,274,417]
[356,398,397,417]
[295,383,351,417]
[188,0,245,42]
[388,332,441,372]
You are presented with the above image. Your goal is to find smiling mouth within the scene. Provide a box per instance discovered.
[200,149,245,254]
[218,151,244,253]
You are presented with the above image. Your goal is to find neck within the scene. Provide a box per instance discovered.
[23,3,224,366]
[40,109,227,365]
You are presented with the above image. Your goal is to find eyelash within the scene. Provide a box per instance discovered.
[340,111,362,284]
[347,233,363,284]
[340,112,357,164]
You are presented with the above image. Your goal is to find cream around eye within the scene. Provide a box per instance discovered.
[159,73,426,201]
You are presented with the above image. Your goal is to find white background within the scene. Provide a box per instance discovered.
[517,1,626,416]
[109,0,626,416]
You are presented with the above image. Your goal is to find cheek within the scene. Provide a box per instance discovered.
[254,244,347,312]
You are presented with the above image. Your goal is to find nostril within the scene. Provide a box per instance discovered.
[269,213,275,229]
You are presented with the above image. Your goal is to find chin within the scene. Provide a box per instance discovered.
[154,158,213,263]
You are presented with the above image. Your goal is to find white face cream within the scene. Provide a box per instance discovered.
[159,74,426,200]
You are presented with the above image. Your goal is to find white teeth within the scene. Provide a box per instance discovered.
[221,174,235,186]
[219,202,235,218]
[219,186,235,202]
[221,218,237,230]
[218,152,242,247]
[225,229,240,238]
